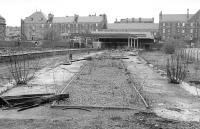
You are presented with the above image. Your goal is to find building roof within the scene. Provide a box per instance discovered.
[53,15,104,23]
[91,31,154,39]
[188,9,200,22]
[53,16,74,23]
[107,23,159,30]
[118,18,154,23]
[161,14,194,22]
[24,11,48,23]
[78,16,103,23]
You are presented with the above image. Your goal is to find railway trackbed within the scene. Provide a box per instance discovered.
[52,50,149,111]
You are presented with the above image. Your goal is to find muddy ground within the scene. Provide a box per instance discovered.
[0,50,200,129]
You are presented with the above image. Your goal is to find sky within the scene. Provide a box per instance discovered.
[0,0,200,26]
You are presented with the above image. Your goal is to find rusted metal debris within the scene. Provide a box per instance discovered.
[0,93,69,112]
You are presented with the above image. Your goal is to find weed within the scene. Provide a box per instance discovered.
[8,50,40,86]
[166,55,188,84]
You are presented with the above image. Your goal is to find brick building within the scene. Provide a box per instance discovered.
[187,10,200,45]
[49,14,107,40]
[21,11,107,41]
[6,26,21,41]
[21,11,48,40]
[0,15,6,40]
[159,9,194,41]
[106,23,158,33]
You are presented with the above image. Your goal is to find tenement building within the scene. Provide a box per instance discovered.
[21,11,49,40]
[187,10,200,44]
[0,15,6,40]
[159,9,193,41]
[21,11,107,40]
[51,14,107,38]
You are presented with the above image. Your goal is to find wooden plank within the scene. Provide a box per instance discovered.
[51,105,144,111]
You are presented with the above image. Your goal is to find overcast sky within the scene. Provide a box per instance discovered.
[0,0,200,26]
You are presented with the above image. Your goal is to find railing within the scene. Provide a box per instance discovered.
[176,48,200,62]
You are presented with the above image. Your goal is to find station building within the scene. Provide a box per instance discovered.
[91,22,158,49]
[0,15,6,40]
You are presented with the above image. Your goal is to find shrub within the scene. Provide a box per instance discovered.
[8,50,40,85]
[166,55,188,84]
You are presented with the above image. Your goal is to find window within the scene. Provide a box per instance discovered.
[163,22,165,26]
[177,22,180,27]
[31,18,33,21]
[190,29,193,33]
[168,29,170,33]
[190,22,193,26]
[32,26,35,31]
[163,29,165,33]
[182,29,185,33]
[182,23,185,26]
[61,24,64,33]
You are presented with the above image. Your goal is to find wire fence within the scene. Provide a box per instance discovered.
[176,48,200,62]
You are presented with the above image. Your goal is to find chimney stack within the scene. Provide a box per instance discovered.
[187,9,189,21]
[48,13,54,22]
[159,11,163,21]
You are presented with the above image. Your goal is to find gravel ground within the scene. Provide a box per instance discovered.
[59,51,142,108]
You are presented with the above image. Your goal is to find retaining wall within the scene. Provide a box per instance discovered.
[0,48,98,63]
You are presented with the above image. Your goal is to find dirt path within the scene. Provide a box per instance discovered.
[125,51,200,121]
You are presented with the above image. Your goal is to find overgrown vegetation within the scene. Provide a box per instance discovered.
[162,43,175,54]
[8,50,40,85]
[166,55,188,84]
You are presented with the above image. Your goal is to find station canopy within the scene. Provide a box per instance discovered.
[91,31,154,39]
[62,31,154,39]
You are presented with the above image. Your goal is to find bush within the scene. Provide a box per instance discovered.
[166,55,188,84]
[8,50,40,85]
[162,43,175,54]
